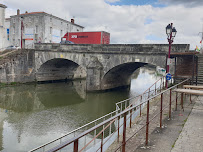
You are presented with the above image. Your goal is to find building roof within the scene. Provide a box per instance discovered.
[19,11,45,16]
[10,11,84,28]
[0,4,7,8]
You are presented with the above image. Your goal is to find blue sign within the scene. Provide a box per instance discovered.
[7,28,9,34]
[166,73,172,80]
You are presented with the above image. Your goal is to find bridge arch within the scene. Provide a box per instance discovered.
[100,62,148,90]
[36,58,86,82]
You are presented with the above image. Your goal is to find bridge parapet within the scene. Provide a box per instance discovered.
[35,43,190,54]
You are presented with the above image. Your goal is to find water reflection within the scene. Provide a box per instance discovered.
[0,66,161,152]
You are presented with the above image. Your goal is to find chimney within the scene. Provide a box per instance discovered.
[71,19,74,24]
[17,9,20,15]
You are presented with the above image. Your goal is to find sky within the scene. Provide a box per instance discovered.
[1,0,203,49]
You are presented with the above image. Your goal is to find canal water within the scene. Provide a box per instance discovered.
[0,66,162,152]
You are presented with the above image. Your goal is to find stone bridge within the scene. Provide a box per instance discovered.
[0,44,189,91]
[34,43,189,91]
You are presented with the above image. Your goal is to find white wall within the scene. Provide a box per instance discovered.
[0,7,7,51]
[9,13,84,49]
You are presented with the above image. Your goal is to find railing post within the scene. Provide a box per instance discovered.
[101,131,103,152]
[140,96,142,116]
[130,105,132,128]
[117,115,120,142]
[163,78,165,89]
[122,113,127,152]
[176,92,178,111]
[160,93,163,128]
[148,89,150,98]
[161,78,162,91]
[169,89,172,119]
[74,139,78,152]
[146,100,149,145]
[181,93,184,111]
[155,83,157,95]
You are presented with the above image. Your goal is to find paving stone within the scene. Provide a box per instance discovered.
[171,96,203,152]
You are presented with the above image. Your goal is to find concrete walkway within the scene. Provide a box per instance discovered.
[171,96,203,152]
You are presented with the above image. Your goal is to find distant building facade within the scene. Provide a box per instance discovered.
[0,4,9,51]
[9,11,84,48]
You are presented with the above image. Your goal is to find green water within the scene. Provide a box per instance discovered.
[0,67,161,152]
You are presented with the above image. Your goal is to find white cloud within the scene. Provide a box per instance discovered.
[105,0,120,3]
[159,0,203,7]
[1,0,203,49]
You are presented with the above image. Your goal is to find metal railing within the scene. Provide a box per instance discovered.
[116,77,166,113]
[29,76,165,152]
[45,78,189,152]
[29,110,119,152]
[43,77,191,152]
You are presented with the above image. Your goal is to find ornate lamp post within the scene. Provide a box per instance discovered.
[165,23,177,88]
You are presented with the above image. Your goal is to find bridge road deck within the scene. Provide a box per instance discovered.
[173,88,203,111]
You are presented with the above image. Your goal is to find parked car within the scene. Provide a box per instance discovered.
[5,46,20,50]
[60,40,75,44]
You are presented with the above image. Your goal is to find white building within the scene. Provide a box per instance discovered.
[9,10,84,49]
[0,4,9,51]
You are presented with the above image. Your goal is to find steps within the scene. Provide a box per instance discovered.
[197,55,203,83]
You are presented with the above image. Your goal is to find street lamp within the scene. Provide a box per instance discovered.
[165,23,177,88]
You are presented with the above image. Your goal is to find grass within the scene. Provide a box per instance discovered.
[0,82,20,87]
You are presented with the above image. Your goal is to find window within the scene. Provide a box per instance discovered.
[50,27,52,34]
[61,22,63,25]
[13,26,15,34]
[50,18,52,22]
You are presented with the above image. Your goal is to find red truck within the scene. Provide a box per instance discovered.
[62,31,110,44]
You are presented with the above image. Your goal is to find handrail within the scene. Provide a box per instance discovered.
[47,78,189,152]
[116,76,164,112]
[29,109,119,152]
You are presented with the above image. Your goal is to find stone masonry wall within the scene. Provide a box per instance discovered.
[0,50,35,83]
